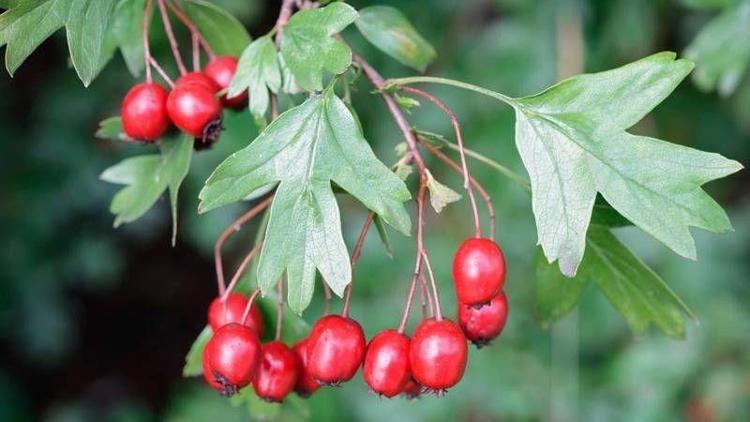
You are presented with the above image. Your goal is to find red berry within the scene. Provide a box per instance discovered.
[204,56,247,108]
[292,338,321,397]
[207,293,265,338]
[176,71,219,92]
[253,341,299,403]
[409,318,468,392]
[458,292,508,347]
[452,237,506,306]
[166,83,222,142]
[402,377,423,400]
[121,83,170,141]
[363,329,411,398]
[202,323,261,397]
[307,315,366,385]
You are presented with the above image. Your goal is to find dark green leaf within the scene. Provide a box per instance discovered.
[684,1,750,96]
[95,116,134,142]
[229,36,281,120]
[280,2,358,92]
[111,0,145,77]
[66,0,118,86]
[199,88,411,313]
[373,215,393,258]
[355,5,436,72]
[535,248,588,325]
[591,196,632,227]
[182,325,211,376]
[160,135,193,245]
[514,52,742,276]
[183,0,250,56]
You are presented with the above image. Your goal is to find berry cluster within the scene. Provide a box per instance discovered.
[202,237,509,401]
[121,55,243,148]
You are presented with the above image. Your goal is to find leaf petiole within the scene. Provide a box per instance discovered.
[385,76,520,108]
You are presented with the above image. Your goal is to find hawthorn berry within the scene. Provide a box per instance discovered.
[409,318,468,392]
[176,71,220,92]
[253,341,300,403]
[306,315,366,385]
[166,83,222,145]
[121,83,170,141]
[204,56,247,108]
[207,293,265,338]
[292,338,321,397]
[363,329,411,398]
[458,292,509,347]
[402,377,423,400]
[202,323,261,397]
[452,237,507,306]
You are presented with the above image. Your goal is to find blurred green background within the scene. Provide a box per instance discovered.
[1,0,748,421]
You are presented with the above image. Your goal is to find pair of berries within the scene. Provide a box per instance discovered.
[453,237,509,347]
[363,318,468,398]
[121,56,246,145]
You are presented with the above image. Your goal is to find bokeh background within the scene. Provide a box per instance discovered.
[1,0,749,420]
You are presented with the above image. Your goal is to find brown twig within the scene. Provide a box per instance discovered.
[341,212,375,318]
[214,196,274,297]
[157,0,187,75]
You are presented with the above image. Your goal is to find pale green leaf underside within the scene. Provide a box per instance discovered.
[229,36,281,120]
[183,0,250,56]
[280,2,358,92]
[684,1,750,96]
[355,5,436,72]
[101,134,192,242]
[536,227,694,338]
[199,89,411,313]
[515,52,742,277]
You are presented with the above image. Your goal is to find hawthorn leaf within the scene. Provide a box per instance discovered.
[111,0,145,77]
[0,0,69,75]
[182,0,250,56]
[229,36,281,120]
[101,134,192,242]
[66,0,118,86]
[95,116,134,142]
[199,89,411,313]
[182,325,211,376]
[373,215,394,258]
[355,6,436,72]
[536,227,694,338]
[426,170,461,213]
[515,52,742,276]
[684,0,750,96]
[280,2,358,92]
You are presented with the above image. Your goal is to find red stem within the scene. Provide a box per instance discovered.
[192,32,200,71]
[420,137,496,239]
[148,57,175,88]
[397,269,419,334]
[157,0,187,75]
[274,0,296,47]
[240,289,261,325]
[341,212,375,318]
[166,0,216,60]
[421,250,442,321]
[220,243,262,301]
[401,86,482,238]
[214,196,273,297]
[143,0,154,83]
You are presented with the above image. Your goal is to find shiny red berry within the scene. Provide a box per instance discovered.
[458,292,508,347]
[292,338,321,397]
[166,83,222,142]
[121,83,170,141]
[409,318,468,392]
[202,323,261,397]
[452,237,506,306]
[253,341,299,403]
[307,315,366,385]
[207,293,265,338]
[363,329,411,398]
[204,56,247,108]
[176,71,219,92]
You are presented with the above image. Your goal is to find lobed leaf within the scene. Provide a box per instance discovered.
[199,88,411,313]
[229,36,281,120]
[280,2,358,92]
[355,5,436,72]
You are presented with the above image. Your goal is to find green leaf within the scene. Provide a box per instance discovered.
[101,134,192,241]
[280,2,358,92]
[373,214,393,258]
[536,227,694,338]
[425,170,461,213]
[684,1,750,96]
[199,89,411,313]
[111,0,145,77]
[355,5,436,72]
[95,116,134,142]
[229,36,281,120]
[182,325,211,376]
[514,52,742,277]
[182,0,250,56]
[66,0,118,86]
